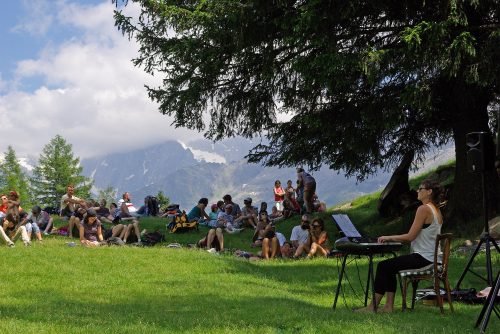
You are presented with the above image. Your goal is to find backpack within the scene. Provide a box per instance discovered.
[167,211,199,233]
[142,230,165,246]
[145,196,159,216]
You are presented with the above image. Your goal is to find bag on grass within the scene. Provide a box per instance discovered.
[142,230,165,246]
[167,211,198,233]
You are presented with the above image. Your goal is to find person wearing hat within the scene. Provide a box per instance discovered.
[234,197,258,229]
[79,209,104,247]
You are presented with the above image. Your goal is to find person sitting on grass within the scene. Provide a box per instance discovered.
[259,201,268,216]
[23,205,50,241]
[93,199,113,224]
[33,206,53,235]
[291,214,311,257]
[222,194,242,219]
[260,229,281,260]
[252,211,272,247]
[186,198,210,224]
[197,227,224,252]
[116,199,142,244]
[269,205,284,224]
[3,191,30,246]
[307,218,329,258]
[60,185,86,237]
[206,203,220,228]
[218,204,243,233]
[79,209,104,247]
[234,197,258,229]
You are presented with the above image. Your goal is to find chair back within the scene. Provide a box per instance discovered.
[434,233,453,279]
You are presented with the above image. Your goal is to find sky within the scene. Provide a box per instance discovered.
[0,0,204,160]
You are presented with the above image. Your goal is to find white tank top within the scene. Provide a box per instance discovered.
[411,203,442,262]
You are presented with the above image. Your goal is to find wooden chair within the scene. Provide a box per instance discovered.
[399,233,454,313]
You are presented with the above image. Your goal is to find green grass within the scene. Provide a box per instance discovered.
[1,160,498,333]
[1,235,497,334]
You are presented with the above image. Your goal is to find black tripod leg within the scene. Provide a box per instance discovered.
[476,271,500,333]
[333,254,348,309]
[455,238,485,290]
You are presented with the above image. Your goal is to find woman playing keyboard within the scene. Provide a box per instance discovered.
[356,179,443,313]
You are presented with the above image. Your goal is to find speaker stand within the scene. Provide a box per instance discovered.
[455,173,500,290]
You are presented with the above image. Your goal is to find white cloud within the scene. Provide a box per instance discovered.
[0,0,204,159]
[11,0,54,36]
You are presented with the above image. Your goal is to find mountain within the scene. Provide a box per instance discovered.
[78,139,395,209]
[10,138,455,211]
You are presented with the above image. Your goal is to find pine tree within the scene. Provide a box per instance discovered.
[0,146,31,206]
[30,135,93,209]
[98,186,117,207]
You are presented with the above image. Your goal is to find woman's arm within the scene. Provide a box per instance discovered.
[79,225,87,243]
[378,205,430,243]
[316,231,328,245]
[97,226,103,242]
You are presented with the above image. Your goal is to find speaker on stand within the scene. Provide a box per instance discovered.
[456,132,500,291]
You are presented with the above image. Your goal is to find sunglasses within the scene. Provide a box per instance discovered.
[312,224,320,228]
[417,187,428,191]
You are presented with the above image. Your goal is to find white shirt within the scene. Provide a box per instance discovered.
[290,225,309,245]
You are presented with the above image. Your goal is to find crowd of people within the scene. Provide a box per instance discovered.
[0,168,328,259]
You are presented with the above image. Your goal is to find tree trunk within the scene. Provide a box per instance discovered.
[378,150,416,217]
[439,81,499,228]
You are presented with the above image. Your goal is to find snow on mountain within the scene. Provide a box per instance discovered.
[177,140,226,164]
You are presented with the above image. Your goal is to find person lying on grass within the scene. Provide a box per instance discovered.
[79,209,104,247]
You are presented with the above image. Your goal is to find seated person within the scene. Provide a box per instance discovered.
[218,204,243,233]
[93,199,113,224]
[116,198,142,244]
[234,197,258,229]
[206,203,220,228]
[307,218,329,258]
[252,211,272,246]
[79,209,104,247]
[290,215,311,257]
[60,185,86,237]
[24,205,53,241]
[260,229,280,260]
[269,205,284,224]
[197,227,224,252]
[186,198,210,223]
[259,201,268,216]
[222,194,242,219]
[118,192,142,218]
[3,192,30,246]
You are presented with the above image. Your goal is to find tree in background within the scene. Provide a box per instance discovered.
[114,1,499,224]
[98,186,118,208]
[30,135,92,209]
[0,146,31,206]
[156,190,170,212]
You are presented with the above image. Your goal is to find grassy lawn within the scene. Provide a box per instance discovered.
[2,162,498,333]
[1,215,498,334]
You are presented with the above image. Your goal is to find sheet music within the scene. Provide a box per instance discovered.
[332,214,362,238]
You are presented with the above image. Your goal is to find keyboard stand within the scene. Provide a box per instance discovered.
[333,251,399,312]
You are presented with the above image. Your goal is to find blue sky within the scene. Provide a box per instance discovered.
[0,0,206,161]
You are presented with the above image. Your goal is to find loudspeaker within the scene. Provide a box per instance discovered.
[466,132,492,172]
